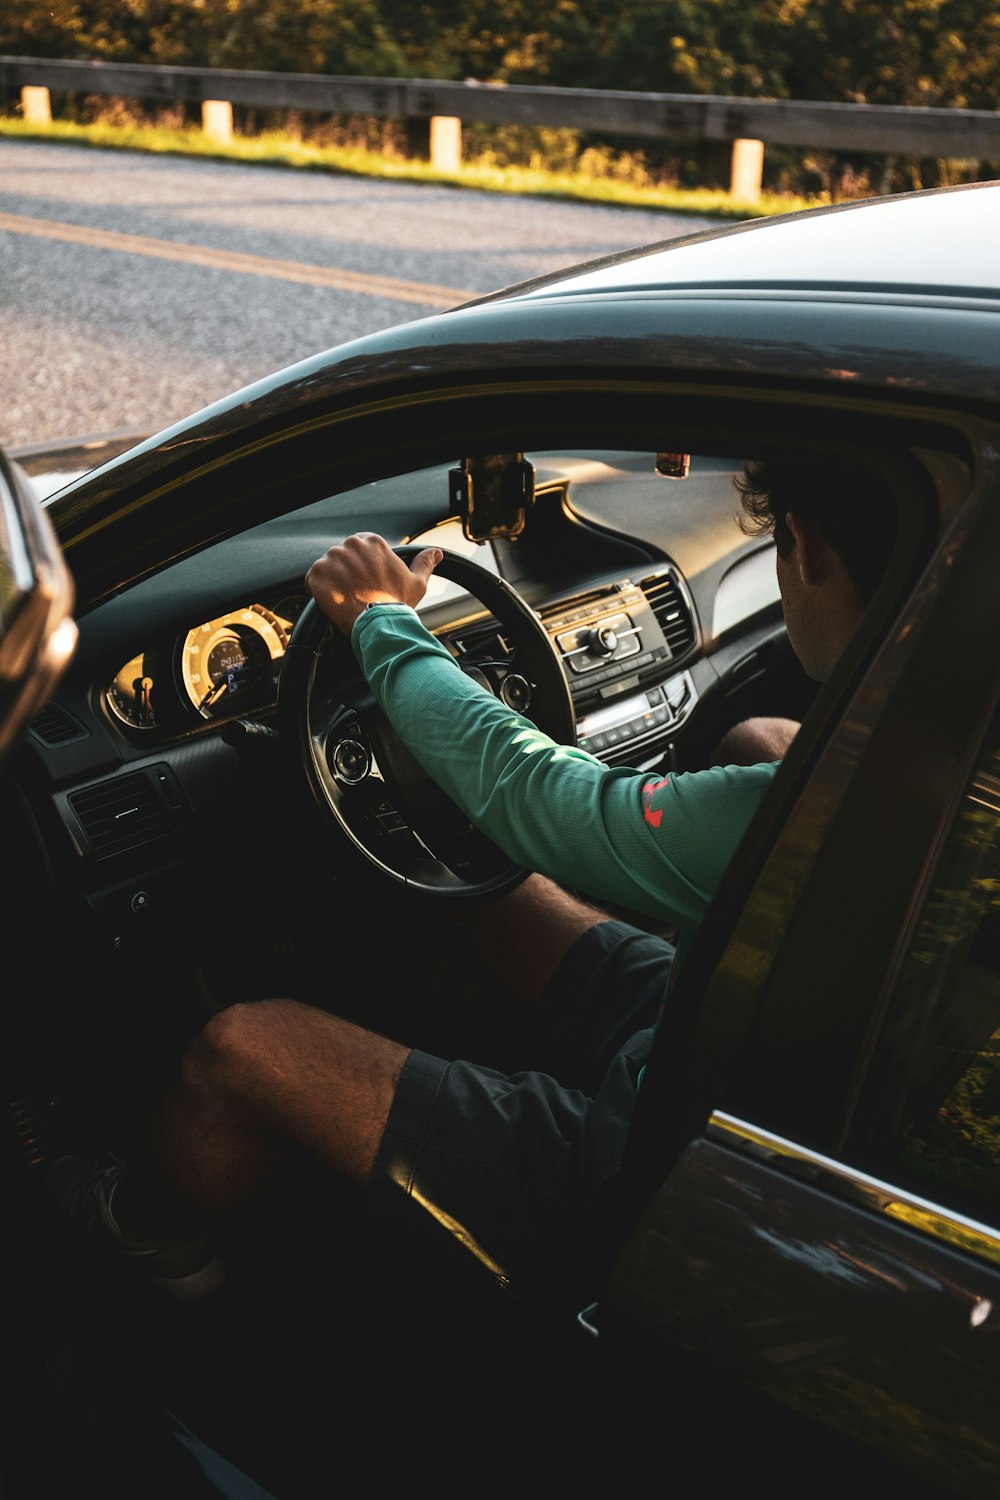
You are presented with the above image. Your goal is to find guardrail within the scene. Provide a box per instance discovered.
[4,53,1000,201]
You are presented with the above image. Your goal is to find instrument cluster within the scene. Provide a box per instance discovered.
[104,596,305,734]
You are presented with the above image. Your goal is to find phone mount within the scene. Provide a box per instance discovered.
[450,453,535,542]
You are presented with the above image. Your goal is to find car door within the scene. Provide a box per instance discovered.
[594,440,1000,1496]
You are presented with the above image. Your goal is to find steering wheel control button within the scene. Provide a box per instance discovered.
[499,673,532,712]
[332,738,371,784]
[374,801,408,833]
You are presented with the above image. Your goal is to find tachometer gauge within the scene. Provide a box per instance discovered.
[180,605,289,718]
[107,651,160,729]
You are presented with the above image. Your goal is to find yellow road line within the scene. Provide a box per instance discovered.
[0,211,476,307]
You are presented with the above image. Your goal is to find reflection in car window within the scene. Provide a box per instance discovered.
[857,716,1000,1230]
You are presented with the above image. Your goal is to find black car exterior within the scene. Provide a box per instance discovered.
[3,180,1000,1497]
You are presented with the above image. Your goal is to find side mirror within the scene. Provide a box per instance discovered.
[0,451,77,764]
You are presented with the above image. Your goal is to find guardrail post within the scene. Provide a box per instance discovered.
[430,115,462,172]
[21,85,51,125]
[6,60,1000,185]
[202,98,233,143]
[730,137,763,201]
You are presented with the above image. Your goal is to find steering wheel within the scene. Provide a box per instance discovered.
[279,546,576,900]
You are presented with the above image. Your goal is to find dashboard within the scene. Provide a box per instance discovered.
[99,516,506,736]
[95,563,703,774]
[16,449,799,900]
[69,455,783,761]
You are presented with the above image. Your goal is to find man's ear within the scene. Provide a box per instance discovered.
[784,511,828,586]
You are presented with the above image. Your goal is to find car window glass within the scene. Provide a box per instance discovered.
[854,706,1000,1231]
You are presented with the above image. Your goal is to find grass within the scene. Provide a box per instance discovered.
[0,114,826,221]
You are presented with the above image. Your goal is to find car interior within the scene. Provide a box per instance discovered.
[2,410,959,1491]
[7,440,820,1063]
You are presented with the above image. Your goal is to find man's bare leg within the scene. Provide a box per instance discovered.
[112,719,797,1231]
[113,1001,410,1227]
[106,876,610,1232]
[454,872,623,1005]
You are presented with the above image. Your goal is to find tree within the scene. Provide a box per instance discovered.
[786,0,1000,108]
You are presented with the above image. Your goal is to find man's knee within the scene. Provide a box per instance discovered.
[711,715,799,766]
[181,998,304,1095]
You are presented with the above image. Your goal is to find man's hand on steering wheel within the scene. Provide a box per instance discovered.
[282,536,575,898]
[306,532,444,634]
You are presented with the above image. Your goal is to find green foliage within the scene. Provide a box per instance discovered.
[787,0,1000,108]
[535,0,796,95]
[5,0,999,103]
[3,0,999,195]
[0,0,411,76]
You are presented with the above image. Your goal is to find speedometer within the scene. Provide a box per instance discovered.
[180,605,289,718]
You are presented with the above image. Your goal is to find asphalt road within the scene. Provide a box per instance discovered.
[0,136,725,450]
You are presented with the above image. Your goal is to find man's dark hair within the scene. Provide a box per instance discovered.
[735,457,898,605]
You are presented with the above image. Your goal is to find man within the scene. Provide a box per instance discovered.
[52,458,896,1309]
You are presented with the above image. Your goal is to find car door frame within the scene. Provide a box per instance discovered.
[594,404,1000,1495]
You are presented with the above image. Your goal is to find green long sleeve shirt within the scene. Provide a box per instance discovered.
[353,603,778,980]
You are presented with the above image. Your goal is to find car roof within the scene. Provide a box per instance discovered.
[44,179,1000,615]
[473,180,1000,308]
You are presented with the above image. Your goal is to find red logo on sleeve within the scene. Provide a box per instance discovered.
[642,776,670,829]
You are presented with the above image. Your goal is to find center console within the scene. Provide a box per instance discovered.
[537,567,699,766]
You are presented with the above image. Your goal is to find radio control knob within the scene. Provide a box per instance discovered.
[588,624,618,657]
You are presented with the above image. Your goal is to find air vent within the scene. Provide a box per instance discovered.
[538,585,616,626]
[30,703,87,747]
[447,618,512,663]
[68,766,189,859]
[639,570,696,660]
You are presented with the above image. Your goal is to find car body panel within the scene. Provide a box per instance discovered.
[480,181,1000,303]
[5,180,1000,1496]
[599,1116,1000,1497]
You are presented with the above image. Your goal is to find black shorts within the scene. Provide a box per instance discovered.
[366,918,674,1308]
